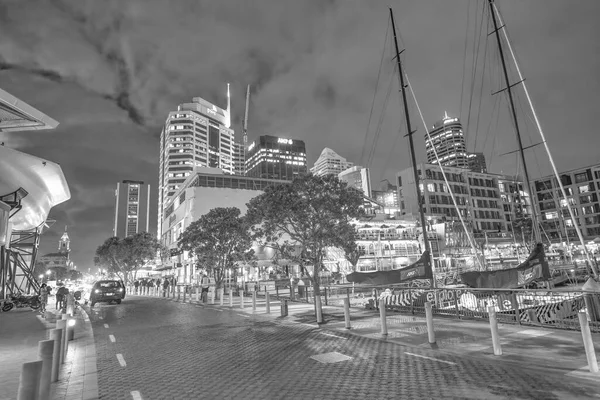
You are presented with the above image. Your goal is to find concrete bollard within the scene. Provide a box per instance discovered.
[219,288,224,306]
[17,360,43,400]
[195,287,200,302]
[66,295,74,316]
[379,298,388,336]
[280,299,288,316]
[38,340,54,400]
[578,311,599,373]
[240,291,244,309]
[343,298,351,329]
[252,292,256,311]
[315,294,323,324]
[49,329,62,382]
[488,306,502,356]
[67,318,75,341]
[425,301,436,344]
[56,320,67,364]
[229,290,233,307]
[266,292,271,314]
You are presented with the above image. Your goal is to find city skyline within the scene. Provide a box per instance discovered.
[1,0,598,270]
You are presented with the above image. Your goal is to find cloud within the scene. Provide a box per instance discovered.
[1,0,598,269]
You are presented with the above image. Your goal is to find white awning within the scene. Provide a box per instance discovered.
[0,146,70,230]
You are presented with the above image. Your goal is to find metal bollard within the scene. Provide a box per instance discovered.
[488,305,502,355]
[252,291,256,311]
[67,318,75,341]
[183,286,187,303]
[219,288,224,306]
[210,289,215,305]
[56,320,67,364]
[379,298,388,336]
[578,311,599,373]
[266,292,271,314]
[425,301,436,344]
[343,298,351,329]
[195,287,200,302]
[49,329,61,382]
[315,294,323,324]
[280,299,288,316]
[229,290,233,307]
[38,340,54,400]
[177,286,181,302]
[17,360,43,400]
[240,290,245,309]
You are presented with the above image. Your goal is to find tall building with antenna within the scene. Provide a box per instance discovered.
[158,84,235,238]
[425,112,469,169]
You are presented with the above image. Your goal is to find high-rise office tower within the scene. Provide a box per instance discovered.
[245,135,307,180]
[425,112,469,168]
[158,85,234,238]
[114,180,151,238]
[310,148,354,177]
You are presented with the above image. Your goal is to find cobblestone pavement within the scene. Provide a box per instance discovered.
[85,297,600,400]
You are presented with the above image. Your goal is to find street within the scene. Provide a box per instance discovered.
[84,297,599,400]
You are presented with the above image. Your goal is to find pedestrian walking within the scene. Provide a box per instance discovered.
[55,285,67,311]
[162,278,170,297]
[134,280,140,294]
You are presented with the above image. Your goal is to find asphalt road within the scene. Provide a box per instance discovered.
[84,297,600,400]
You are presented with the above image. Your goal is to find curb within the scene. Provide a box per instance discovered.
[49,307,99,400]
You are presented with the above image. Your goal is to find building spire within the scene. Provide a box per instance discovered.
[225,83,231,128]
[444,110,449,120]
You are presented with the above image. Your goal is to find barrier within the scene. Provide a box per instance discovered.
[424,301,435,344]
[56,320,67,364]
[488,305,502,356]
[265,292,271,314]
[38,340,54,400]
[343,298,351,329]
[49,329,61,382]
[17,360,42,400]
[379,298,387,336]
[240,291,244,309]
[229,291,233,307]
[578,311,599,373]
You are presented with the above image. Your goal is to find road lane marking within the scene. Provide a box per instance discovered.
[131,391,143,400]
[237,314,250,318]
[320,332,348,340]
[109,335,116,343]
[404,352,457,365]
[103,323,109,328]
[116,353,127,367]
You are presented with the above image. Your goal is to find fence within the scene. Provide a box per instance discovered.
[266,282,600,333]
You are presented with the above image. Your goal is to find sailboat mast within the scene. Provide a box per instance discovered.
[488,0,541,244]
[389,9,433,274]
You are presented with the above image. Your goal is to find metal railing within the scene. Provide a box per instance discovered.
[263,282,600,333]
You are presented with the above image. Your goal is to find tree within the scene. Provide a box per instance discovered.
[94,232,163,284]
[246,174,364,317]
[342,228,363,273]
[178,207,255,290]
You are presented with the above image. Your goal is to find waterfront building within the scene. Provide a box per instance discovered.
[532,163,600,241]
[311,148,353,177]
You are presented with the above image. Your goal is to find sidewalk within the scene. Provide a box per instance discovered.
[0,308,47,400]
[141,291,600,382]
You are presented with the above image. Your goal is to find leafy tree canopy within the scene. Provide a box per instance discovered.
[246,174,364,289]
[94,232,163,284]
[178,207,254,289]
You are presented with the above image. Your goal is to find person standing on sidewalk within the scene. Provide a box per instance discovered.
[201,274,210,303]
[162,278,170,297]
[39,283,49,315]
[134,280,140,294]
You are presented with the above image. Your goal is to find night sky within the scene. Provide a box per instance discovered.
[1,0,598,272]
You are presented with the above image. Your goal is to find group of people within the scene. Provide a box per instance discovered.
[133,277,177,295]
[38,283,70,315]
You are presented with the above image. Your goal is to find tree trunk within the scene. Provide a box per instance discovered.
[312,261,323,323]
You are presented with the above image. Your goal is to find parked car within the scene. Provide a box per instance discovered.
[90,280,126,306]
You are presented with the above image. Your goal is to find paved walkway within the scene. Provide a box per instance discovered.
[131,291,600,382]
[0,308,47,400]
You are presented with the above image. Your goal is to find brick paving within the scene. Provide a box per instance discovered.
[0,308,47,400]
[87,295,599,399]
